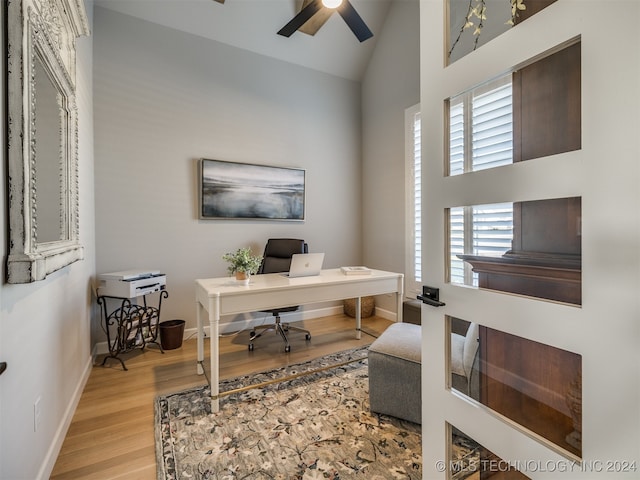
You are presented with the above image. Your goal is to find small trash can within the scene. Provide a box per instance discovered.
[159,319,185,350]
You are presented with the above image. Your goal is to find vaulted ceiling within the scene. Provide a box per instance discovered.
[94,0,394,81]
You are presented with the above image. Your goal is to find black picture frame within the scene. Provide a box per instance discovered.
[199,159,306,220]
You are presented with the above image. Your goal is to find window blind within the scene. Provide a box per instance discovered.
[450,207,466,284]
[405,104,422,296]
[472,83,513,171]
[450,203,513,286]
[449,102,465,176]
[413,112,422,282]
[449,76,513,175]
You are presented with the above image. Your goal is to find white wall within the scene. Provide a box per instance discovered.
[361,0,420,308]
[0,2,96,479]
[93,7,364,338]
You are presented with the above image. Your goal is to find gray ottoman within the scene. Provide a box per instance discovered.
[368,322,422,424]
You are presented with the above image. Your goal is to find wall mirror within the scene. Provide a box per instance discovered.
[6,0,89,283]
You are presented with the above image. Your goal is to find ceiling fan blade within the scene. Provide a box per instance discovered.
[299,0,333,36]
[212,0,225,3]
[337,0,373,42]
[278,0,324,38]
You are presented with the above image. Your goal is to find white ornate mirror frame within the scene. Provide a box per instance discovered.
[7,0,89,283]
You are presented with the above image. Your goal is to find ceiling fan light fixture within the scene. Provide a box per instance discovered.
[278,0,372,42]
[322,0,343,9]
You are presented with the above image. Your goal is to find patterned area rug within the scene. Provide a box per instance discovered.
[155,347,422,479]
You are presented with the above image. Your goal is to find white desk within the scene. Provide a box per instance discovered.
[195,268,404,411]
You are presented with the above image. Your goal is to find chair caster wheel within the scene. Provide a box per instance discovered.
[285,345,291,353]
[305,334,311,341]
[248,343,254,351]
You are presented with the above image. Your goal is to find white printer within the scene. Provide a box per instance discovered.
[97,269,167,298]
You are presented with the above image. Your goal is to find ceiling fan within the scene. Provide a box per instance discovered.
[278,0,373,43]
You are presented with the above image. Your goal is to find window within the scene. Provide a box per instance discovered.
[448,75,514,286]
[447,44,582,295]
[405,104,421,297]
[447,319,582,458]
[447,0,558,65]
[449,75,513,175]
[450,203,514,286]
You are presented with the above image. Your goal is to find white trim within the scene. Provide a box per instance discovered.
[37,353,93,480]
[372,305,397,322]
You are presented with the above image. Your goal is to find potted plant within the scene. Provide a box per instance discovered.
[222,247,263,285]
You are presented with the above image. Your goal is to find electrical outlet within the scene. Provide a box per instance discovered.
[33,396,42,432]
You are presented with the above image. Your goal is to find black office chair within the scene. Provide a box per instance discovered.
[249,238,312,352]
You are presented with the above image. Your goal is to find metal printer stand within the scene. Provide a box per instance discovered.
[97,290,169,370]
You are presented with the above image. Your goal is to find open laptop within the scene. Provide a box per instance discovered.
[282,253,325,278]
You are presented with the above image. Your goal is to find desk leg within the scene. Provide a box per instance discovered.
[355,296,361,340]
[397,278,404,322]
[196,300,204,375]
[209,297,220,413]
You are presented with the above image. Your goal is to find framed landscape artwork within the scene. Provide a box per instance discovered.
[199,159,305,220]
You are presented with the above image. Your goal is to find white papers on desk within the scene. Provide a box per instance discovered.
[340,266,372,275]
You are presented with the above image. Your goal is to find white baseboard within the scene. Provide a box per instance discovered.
[373,306,396,322]
[38,353,94,480]
[94,304,398,354]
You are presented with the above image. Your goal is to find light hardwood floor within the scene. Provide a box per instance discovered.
[50,314,392,479]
